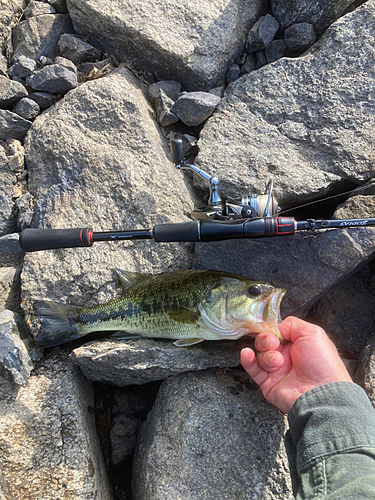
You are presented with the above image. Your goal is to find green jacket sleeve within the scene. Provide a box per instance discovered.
[284,382,375,499]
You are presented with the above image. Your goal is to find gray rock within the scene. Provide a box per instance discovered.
[356,336,375,409]
[0,147,17,236]
[28,91,57,108]
[311,262,375,357]
[154,89,179,127]
[24,1,56,18]
[110,384,158,467]
[58,33,102,66]
[54,55,78,74]
[0,110,32,141]
[12,97,40,120]
[67,0,267,90]
[265,39,286,63]
[3,138,25,173]
[48,0,68,14]
[170,91,220,127]
[7,56,37,79]
[247,14,280,53]
[132,370,292,500]
[0,265,21,312]
[255,49,267,69]
[16,192,34,231]
[111,414,142,465]
[78,57,113,77]
[27,63,77,93]
[71,337,253,386]
[0,234,24,264]
[208,86,224,98]
[148,80,182,103]
[0,56,7,77]
[11,14,73,63]
[240,52,257,74]
[0,0,24,57]
[195,2,375,208]
[226,63,241,84]
[21,67,195,337]
[309,195,375,357]
[284,22,316,52]
[271,0,354,36]
[0,351,112,498]
[0,76,28,109]
[0,310,32,386]
[194,194,375,318]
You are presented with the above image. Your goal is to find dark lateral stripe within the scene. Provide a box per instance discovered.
[78,301,142,325]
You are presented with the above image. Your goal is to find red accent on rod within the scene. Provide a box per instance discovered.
[88,230,93,245]
[276,217,296,235]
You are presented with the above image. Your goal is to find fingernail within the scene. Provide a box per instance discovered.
[261,336,269,350]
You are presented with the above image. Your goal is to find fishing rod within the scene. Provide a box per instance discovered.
[18,139,375,253]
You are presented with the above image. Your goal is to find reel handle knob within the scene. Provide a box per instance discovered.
[171,139,184,165]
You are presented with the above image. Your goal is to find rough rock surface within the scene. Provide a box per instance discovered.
[11,13,73,62]
[26,63,78,93]
[0,234,24,264]
[0,110,32,141]
[24,1,57,18]
[0,148,16,235]
[132,369,292,499]
[0,76,28,108]
[194,194,375,317]
[12,97,40,121]
[170,91,221,126]
[309,195,375,356]
[7,55,37,78]
[58,33,102,65]
[356,336,375,409]
[271,0,354,36]
[0,266,21,311]
[71,337,253,386]
[0,351,112,499]
[22,67,195,338]
[67,0,267,90]
[0,310,32,386]
[0,0,26,56]
[195,2,375,207]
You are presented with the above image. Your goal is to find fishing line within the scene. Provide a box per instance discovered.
[277,184,373,215]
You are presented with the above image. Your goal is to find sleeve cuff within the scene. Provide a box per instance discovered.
[287,382,375,473]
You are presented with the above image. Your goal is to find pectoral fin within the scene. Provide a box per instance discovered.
[167,308,200,325]
[173,338,205,347]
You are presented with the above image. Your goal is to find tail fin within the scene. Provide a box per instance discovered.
[34,300,81,348]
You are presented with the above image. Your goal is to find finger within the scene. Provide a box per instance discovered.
[240,348,269,387]
[278,316,326,343]
[254,332,281,352]
[257,350,284,372]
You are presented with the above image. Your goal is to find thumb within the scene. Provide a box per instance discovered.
[278,316,325,343]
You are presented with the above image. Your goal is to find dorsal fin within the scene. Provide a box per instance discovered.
[114,269,153,291]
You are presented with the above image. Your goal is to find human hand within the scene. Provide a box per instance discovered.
[240,316,353,413]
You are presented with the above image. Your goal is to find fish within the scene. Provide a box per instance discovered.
[34,269,286,348]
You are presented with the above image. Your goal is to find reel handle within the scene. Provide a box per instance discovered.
[171,139,184,165]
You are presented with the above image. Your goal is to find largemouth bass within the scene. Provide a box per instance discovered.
[34,269,286,348]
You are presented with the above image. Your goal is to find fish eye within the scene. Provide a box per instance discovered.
[248,285,261,296]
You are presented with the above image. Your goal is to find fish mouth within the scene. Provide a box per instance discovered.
[261,288,286,337]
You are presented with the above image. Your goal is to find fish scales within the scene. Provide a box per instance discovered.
[74,270,217,338]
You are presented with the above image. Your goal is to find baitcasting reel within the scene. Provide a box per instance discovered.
[171,139,279,221]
